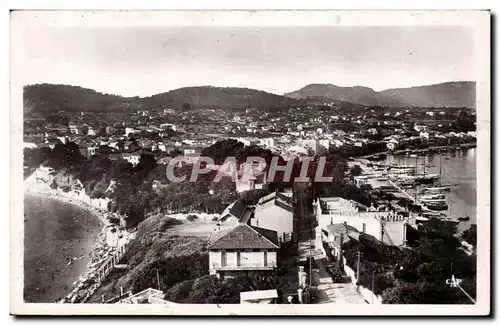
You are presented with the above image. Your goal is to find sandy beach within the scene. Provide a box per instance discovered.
[24,193,103,302]
[24,181,134,303]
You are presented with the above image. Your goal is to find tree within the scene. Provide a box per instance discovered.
[453,111,476,133]
[461,224,477,247]
[201,139,245,165]
[350,165,363,176]
[46,142,84,170]
[135,154,157,181]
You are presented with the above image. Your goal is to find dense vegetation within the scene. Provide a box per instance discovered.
[23,84,138,115]
[24,84,305,115]
[164,272,280,304]
[342,218,476,304]
[24,137,358,227]
[24,138,477,305]
[461,224,477,247]
[88,215,209,302]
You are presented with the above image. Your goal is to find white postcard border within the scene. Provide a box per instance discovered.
[9,10,491,316]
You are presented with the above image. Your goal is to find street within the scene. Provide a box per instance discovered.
[312,259,367,304]
[293,183,366,304]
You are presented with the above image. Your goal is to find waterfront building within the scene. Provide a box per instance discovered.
[315,197,409,248]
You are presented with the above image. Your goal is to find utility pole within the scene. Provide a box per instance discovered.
[371,268,376,304]
[356,250,363,280]
[309,221,312,287]
[153,268,160,290]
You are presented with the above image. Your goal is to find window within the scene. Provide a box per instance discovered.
[362,223,366,233]
[221,251,227,267]
[236,251,241,267]
[263,251,268,266]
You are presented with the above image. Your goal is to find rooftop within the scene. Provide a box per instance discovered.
[240,289,279,302]
[208,224,279,250]
[256,191,294,213]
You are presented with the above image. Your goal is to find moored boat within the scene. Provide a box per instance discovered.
[423,186,451,193]
[422,199,448,211]
[420,193,446,200]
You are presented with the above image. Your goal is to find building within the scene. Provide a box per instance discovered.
[181,152,202,165]
[207,224,279,279]
[68,124,79,135]
[353,175,368,187]
[240,289,279,304]
[315,197,409,247]
[217,200,252,226]
[322,222,361,261]
[160,123,177,132]
[250,192,294,243]
[87,146,98,157]
[114,288,177,305]
[259,138,275,148]
[235,162,267,193]
[125,127,137,137]
[122,153,141,166]
[87,126,97,136]
[23,129,45,144]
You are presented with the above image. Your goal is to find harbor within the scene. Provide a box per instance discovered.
[350,147,476,231]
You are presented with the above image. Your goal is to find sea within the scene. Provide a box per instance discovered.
[23,194,102,303]
[384,147,477,232]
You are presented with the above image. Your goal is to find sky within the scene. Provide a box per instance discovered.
[19,25,475,97]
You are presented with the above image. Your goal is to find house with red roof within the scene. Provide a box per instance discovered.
[207,224,279,279]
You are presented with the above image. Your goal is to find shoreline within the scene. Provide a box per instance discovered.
[360,141,477,160]
[24,187,132,303]
[25,190,109,226]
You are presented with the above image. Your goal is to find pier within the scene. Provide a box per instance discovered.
[351,158,447,221]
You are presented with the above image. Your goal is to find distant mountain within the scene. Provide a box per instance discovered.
[285,81,476,108]
[23,84,305,115]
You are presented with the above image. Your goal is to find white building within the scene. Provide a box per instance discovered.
[122,153,141,166]
[207,224,279,279]
[125,127,137,137]
[259,138,275,148]
[315,197,409,248]
[240,289,279,304]
[251,192,294,243]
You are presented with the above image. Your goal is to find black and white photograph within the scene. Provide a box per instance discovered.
[10,10,490,315]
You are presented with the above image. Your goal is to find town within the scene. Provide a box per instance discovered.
[23,84,477,306]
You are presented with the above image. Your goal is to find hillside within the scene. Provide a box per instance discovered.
[23,84,305,115]
[143,86,305,111]
[23,84,138,115]
[285,81,476,109]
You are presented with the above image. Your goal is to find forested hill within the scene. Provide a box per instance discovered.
[142,86,305,111]
[285,81,476,109]
[23,84,305,115]
[23,84,139,114]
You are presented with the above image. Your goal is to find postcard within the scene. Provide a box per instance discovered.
[10,10,490,316]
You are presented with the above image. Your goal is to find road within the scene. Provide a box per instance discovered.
[292,183,366,304]
[311,259,367,304]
